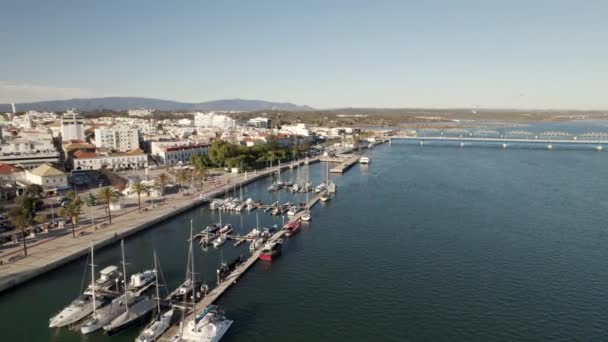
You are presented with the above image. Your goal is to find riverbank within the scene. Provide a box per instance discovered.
[0,158,319,293]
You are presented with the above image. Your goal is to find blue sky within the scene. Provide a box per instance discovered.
[1,0,606,109]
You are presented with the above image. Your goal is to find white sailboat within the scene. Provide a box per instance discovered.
[49,242,106,328]
[103,240,155,335]
[136,251,174,342]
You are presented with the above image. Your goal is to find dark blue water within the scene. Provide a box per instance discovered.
[2,123,608,341]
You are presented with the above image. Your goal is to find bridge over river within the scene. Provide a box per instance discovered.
[390,130,608,150]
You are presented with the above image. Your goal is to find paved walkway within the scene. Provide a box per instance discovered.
[0,159,318,292]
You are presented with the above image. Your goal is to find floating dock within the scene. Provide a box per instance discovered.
[159,192,324,341]
[330,155,361,174]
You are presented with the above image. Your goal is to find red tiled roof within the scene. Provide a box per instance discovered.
[73,150,98,159]
[0,163,19,174]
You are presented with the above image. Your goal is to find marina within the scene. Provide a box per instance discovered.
[0,158,320,293]
[3,131,608,341]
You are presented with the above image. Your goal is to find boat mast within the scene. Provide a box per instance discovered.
[189,220,195,311]
[90,241,97,317]
[256,211,260,229]
[153,250,161,316]
[120,239,129,313]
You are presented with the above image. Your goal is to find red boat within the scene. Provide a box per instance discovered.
[259,240,282,261]
[283,220,301,237]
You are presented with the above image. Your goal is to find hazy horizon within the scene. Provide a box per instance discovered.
[1,0,606,110]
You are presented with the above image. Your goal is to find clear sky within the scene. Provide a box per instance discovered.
[1,0,606,109]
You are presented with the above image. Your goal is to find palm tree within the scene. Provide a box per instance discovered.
[194,164,207,190]
[8,209,31,256]
[176,169,192,193]
[155,173,170,203]
[58,199,82,238]
[131,181,147,212]
[97,187,119,224]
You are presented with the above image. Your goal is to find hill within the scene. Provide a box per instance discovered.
[0,97,314,112]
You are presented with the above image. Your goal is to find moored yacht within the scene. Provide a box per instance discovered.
[359,155,370,164]
[171,305,233,342]
[259,240,282,261]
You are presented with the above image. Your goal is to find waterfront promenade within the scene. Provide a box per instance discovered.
[0,158,318,293]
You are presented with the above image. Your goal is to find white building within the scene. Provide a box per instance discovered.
[93,127,140,152]
[247,117,272,129]
[157,143,209,166]
[280,123,311,137]
[60,110,85,141]
[72,150,148,171]
[0,138,60,169]
[128,109,153,116]
[24,164,67,191]
[194,112,236,130]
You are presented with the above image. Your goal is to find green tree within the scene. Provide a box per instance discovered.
[131,181,147,212]
[58,199,82,238]
[24,184,43,198]
[155,173,170,203]
[8,207,32,256]
[97,187,119,224]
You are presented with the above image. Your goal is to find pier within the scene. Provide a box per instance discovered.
[159,191,324,341]
[0,158,319,293]
[330,155,361,173]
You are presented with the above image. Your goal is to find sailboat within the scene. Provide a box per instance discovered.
[49,242,108,328]
[103,240,155,335]
[301,176,311,221]
[170,221,207,303]
[326,161,336,194]
[135,251,174,342]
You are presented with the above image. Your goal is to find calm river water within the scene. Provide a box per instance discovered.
[1,122,608,341]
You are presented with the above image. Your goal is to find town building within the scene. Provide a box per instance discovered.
[157,143,209,166]
[72,149,148,171]
[93,127,140,152]
[127,109,153,116]
[247,117,272,129]
[0,138,60,169]
[194,112,236,130]
[60,109,85,141]
[24,163,68,194]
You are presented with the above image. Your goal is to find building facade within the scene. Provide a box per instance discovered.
[157,144,209,165]
[93,127,140,151]
[247,117,272,128]
[60,110,85,141]
[194,112,236,130]
[72,150,148,171]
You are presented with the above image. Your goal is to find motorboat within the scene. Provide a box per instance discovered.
[287,206,300,216]
[259,240,282,261]
[359,156,370,164]
[283,220,301,237]
[249,238,264,252]
[219,224,233,235]
[213,235,227,248]
[171,305,233,342]
[301,211,311,221]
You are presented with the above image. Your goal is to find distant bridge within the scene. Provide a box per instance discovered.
[390,130,608,150]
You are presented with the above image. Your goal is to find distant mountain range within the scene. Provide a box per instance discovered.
[0,97,315,112]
